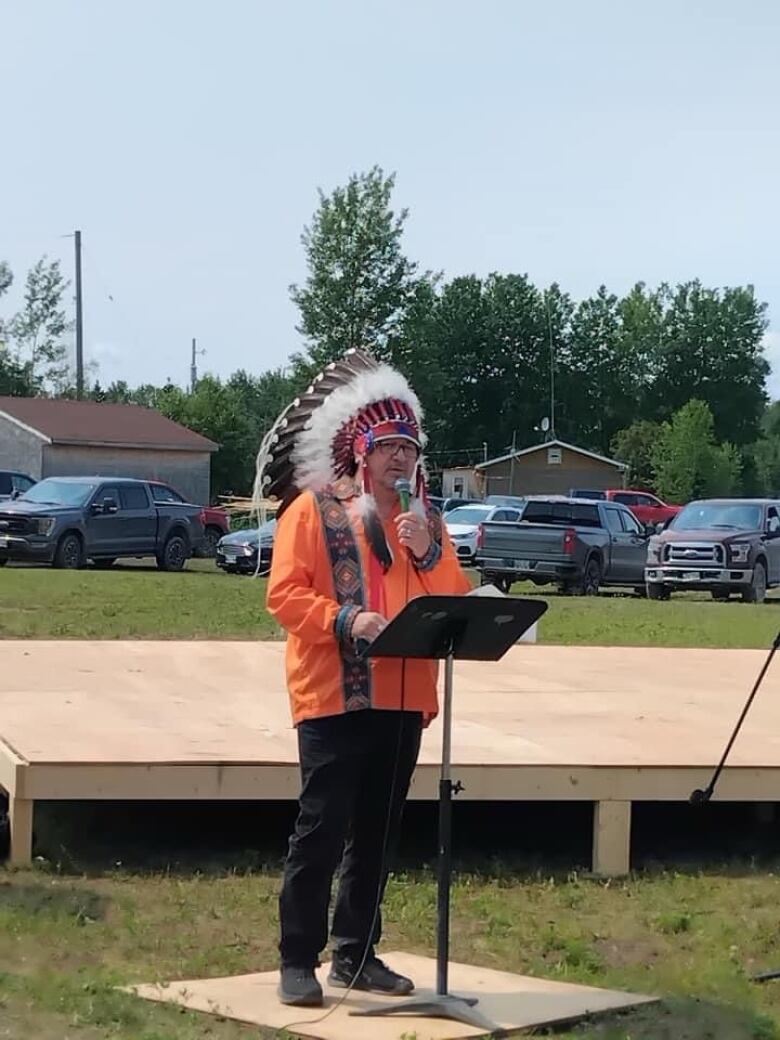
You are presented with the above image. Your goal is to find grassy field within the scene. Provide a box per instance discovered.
[2,561,780,646]
[3,857,780,1040]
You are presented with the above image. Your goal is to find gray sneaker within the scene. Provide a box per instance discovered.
[328,955,414,995]
[278,965,323,1006]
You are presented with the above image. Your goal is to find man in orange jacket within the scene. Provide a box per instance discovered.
[258,350,470,1007]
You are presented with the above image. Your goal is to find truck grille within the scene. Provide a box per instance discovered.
[0,513,31,535]
[663,542,724,565]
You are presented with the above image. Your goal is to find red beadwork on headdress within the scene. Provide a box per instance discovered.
[331,397,420,478]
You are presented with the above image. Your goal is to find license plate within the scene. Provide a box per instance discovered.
[515,559,531,569]
[682,571,701,581]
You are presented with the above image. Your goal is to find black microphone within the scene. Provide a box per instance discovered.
[394,477,411,512]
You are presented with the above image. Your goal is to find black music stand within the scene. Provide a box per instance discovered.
[350,593,548,1029]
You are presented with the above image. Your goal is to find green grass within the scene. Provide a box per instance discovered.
[0,562,283,640]
[2,861,780,1039]
[1,562,779,647]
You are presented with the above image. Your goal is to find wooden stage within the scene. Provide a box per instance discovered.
[2,640,780,875]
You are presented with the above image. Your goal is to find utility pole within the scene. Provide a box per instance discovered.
[547,298,556,440]
[190,338,205,393]
[74,230,84,399]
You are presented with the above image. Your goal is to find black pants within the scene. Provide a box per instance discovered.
[279,709,423,968]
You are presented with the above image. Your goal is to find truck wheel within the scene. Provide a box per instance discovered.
[742,561,767,604]
[572,558,601,596]
[647,582,670,601]
[0,558,7,567]
[201,525,222,558]
[157,533,189,572]
[54,533,84,570]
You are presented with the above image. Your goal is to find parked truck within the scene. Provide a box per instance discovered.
[569,488,681,528]
[147,480,230,557]
[475,496,650,595]
[0,476,205,570]
[645,498,780,603]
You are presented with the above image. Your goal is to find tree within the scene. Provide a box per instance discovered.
[0,260,34,395]
[761,400,780,440]
[0,261,12,338]
[290,166,418,373]
[559,287,627,452]
[751,437,780,496]
[0,347,33,396]
[610,420,663,489]
[650,281,768,444]
[651,399,741,502]
[10,258,72,390]
[104,367,298,500]
[387,273,575,463]
[743,401,780,496]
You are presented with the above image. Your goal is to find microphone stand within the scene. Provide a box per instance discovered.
[689,630,780,805]
[687,629,780,985]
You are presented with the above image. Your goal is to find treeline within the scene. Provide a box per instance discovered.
[1,167,777,502]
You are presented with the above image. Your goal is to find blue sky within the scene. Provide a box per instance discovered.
[3,1,780,393]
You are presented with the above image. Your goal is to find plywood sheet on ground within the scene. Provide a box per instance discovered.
[129,950,656,1039]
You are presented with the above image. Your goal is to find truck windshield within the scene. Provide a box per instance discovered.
[21,480,96,507]
[671,502,763,531]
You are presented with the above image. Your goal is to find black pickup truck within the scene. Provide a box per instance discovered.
[475,496,651,595]
[0,476,205,570]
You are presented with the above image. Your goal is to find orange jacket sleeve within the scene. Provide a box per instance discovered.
[266,491,340,644]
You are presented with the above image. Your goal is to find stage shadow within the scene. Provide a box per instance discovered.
[19,797,780,882]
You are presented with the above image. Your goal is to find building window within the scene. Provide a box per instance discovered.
[547,447,562,465]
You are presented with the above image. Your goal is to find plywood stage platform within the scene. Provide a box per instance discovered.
[2,640,780,874]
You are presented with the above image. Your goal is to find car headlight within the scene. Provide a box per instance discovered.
[647,537,661,563]
[730,543,751,563]
[32,517,56,536]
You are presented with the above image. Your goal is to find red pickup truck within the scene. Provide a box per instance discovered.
[148,482,230,555]
[569,488,681,528]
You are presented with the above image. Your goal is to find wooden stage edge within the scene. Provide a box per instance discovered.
[2,640,780,876]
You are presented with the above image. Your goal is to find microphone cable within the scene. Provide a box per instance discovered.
[280,502,415,1032]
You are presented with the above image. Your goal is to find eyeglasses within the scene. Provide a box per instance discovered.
[375,440,419,458]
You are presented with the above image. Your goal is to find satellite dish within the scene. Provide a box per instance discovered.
[540,417,550,432]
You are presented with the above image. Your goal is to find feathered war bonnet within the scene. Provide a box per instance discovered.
[253,349,429,577]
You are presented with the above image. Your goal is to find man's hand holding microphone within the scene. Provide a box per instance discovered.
[394,477,431,560]
[350,478,431,645]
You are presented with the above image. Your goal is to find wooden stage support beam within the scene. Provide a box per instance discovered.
[8,798,33,867]
[593,800,631,877]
